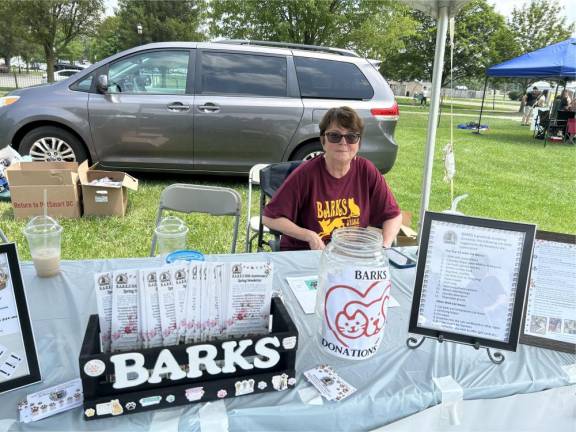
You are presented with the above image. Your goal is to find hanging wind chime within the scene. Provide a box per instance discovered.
[442,17,467,214]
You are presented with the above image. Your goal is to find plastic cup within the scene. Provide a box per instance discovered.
[23,215,63,277]
[165,250,204,264]
[155,216,189,256]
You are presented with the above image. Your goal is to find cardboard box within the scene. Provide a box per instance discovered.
[5,161,87,218]
[80,167,138,217]
[396,211,418,246]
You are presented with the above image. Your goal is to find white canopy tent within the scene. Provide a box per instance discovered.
[398,0,471,236]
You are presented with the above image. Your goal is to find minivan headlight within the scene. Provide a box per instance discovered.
[0,96,20,107]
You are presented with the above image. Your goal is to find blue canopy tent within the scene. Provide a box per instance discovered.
[476,38,576,133]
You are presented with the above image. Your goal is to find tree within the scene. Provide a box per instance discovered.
[508,0,575,53]
[209,0,417,62]
[380,0,508,86]
[90,16,122,61]
[113,0,206,51]
[0,0,26,68]
[59,37,85,65]
[19,0,103,82]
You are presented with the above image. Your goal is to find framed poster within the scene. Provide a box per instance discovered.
[408,212,536,352]
[520,231,576,353]
[0,243,41,393]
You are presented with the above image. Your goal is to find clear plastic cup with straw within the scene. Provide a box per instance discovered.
[23,189,63,277]
[154,216,189,256]
[23,215,63,277]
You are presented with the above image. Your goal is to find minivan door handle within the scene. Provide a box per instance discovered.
[167,102,190,112]
[198,103,221,113]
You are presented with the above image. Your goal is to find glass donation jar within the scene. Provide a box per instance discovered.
[315,227,391,361]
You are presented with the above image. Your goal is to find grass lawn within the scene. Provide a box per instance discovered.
[1,105,574,260]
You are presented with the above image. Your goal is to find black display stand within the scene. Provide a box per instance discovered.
[406,334,505,364]
[79,297,298,420]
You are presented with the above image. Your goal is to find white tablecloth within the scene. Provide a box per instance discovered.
[0,249,574,431]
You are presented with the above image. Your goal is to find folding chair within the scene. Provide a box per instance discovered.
[533,109,549,141]
[0,228,7,244]
[567,118,576,145]
[150,184,242,256]
[544,110,571,146]
[257,161,303,252]
[245,163,270,252]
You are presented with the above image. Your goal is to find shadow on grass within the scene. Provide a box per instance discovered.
[471,130,572,149]
[123,171,246,187]
[471,130,535,144]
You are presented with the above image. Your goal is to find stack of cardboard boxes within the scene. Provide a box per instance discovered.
[5,161,138,219]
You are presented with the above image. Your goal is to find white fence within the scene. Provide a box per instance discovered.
[0,72,43,89]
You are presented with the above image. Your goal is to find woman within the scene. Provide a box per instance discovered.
[560,89,572,111]
[263,106,402,251]
[535,89,549,108]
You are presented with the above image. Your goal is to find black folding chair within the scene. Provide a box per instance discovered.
[543,110,572,147]
[256,161,303,252]
[533,109,550,141]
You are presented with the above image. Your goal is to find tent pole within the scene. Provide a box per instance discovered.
[544,79,564,146]
[475,76,489,134]
[417,5,449,240]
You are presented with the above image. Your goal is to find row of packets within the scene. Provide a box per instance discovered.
[94,261,274,353]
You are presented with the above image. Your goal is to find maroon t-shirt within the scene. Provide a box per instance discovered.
[264,156,401,251]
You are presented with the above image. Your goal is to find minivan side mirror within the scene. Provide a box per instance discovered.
[96,75,108,94]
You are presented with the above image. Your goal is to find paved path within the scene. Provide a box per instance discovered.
[398,105,521,121]
[440,98,520,110]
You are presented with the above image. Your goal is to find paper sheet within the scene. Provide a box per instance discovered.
[523,239,576,344]
[286,275,399,314]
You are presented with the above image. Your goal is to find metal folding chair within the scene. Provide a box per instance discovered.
[245,163,270,252]
[0,228,7,244]
[150,184,242,256]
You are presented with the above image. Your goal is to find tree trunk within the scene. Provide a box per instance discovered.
[44,45,55,83]
[518,78,530,112]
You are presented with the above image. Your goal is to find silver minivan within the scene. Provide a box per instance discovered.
[0,41,399,174]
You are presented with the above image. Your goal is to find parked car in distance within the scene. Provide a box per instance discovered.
[0,64,9,73]
[0,41,399,175]
[41,69,81,84]
[54,63,86,72]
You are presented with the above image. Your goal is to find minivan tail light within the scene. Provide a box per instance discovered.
[371,102,399,121]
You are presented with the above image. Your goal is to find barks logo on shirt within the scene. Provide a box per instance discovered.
[316,197,361,239]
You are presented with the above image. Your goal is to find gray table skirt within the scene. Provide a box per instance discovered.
[1,249,573,431]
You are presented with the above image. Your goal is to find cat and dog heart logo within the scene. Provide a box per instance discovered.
[324,280,391,348]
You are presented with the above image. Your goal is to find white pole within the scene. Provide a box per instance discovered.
[418,5,449,238]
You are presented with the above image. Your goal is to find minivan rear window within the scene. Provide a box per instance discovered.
[200,52,287,97]
[294,57,373,100]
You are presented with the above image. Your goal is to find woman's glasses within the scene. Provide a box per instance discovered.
[323,131,361,144]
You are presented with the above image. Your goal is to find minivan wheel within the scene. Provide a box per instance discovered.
[19,126,88,163]
[292,141,324,162]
